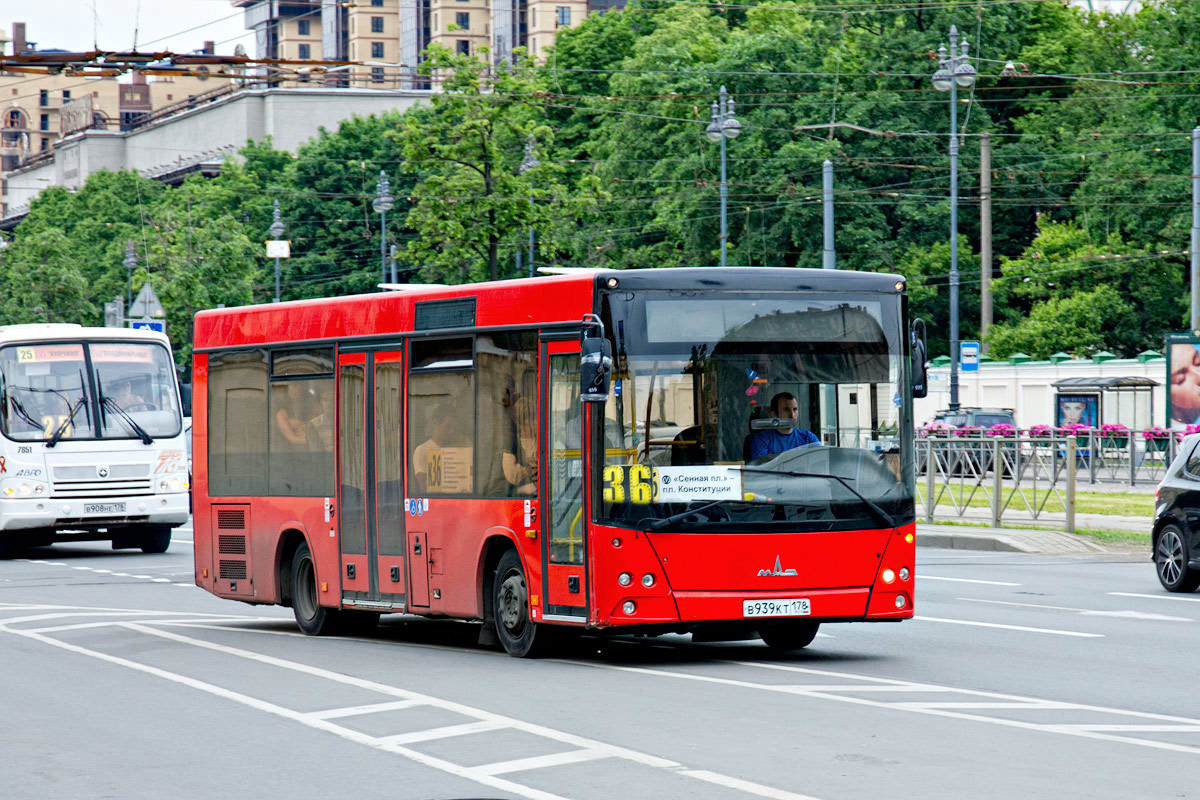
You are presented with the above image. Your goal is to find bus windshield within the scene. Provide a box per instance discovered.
[0,341,182,442]
[598,290,914,531]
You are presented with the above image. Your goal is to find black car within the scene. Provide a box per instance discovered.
[1153,434,1200,592]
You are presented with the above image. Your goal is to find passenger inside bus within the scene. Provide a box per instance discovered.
[502,396,538,496]
[747,392,819,460]
[275,384,323,450]
[412,401,472,494]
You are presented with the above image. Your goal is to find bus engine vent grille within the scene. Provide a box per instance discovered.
[219,560,248,580]
[217,509,246,530]
[218,534,247,555]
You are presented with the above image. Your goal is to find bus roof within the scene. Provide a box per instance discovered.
[193,267,906,351]
[0,323,171,346]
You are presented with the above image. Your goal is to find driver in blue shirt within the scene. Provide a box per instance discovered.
[749,392,819,460]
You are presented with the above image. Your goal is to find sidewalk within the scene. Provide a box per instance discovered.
[927,508,1149,532]
[917,523,1144,556]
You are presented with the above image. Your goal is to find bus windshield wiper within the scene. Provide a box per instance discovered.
[639,498,770,532]
[739,468,896,530]
[102,396,153,444]
[46,396,88,448]
[7,392,42,430]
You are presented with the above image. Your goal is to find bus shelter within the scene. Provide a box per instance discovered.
[1051,375,1159,429]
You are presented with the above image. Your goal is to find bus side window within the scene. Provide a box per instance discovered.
[409,338,475,496]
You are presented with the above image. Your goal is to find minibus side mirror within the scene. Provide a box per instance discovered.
[911,318,928,399]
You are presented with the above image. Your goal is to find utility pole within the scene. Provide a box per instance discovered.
[1192,126,1200,330]
[980,131,992,352]
[822,159,835,269]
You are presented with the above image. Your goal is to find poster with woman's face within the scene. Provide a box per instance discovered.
[1169,341,1200,429]
[1055,394,1098,428]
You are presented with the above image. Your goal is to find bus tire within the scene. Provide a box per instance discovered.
[291,542,341,635]
[758,620,820,652]
[493,549,546,658]
[140,526,172,554]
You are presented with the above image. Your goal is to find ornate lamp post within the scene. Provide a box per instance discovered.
[704,86,742,268]
[931,25,976,411]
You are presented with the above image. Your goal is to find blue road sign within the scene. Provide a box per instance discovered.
[961,340,980,372]
[131,320,165,333]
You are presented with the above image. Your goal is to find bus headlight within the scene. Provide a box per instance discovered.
[641,573,655,588]
[617,572,632,587]
[622,601,636,615]
[899,567,910,581]
[157,474,186,493]
[881,569,896,583]
[3,479,48,497]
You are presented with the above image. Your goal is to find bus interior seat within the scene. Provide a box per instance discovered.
[671,426,704,465]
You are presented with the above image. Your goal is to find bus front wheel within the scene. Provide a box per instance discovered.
[291,542,340,635]
[140,526,172,554]
[493,549,546,658]
[758,620,820,652]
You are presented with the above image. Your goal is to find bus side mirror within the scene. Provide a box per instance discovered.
[580,336,612,403]
[911,318,928,399]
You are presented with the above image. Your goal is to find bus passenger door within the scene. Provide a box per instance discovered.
[337,353,371,603]
[541,340,587,623]
[372,351,407,608]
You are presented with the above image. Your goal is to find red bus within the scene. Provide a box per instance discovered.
[192,268,924,656]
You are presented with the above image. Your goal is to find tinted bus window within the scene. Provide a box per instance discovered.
[208,350,268,496]
[269,378,335,496]
[476,332,537,497]
[409,339,474,495]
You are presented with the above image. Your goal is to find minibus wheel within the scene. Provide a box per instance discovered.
[140,526,172,554]
[493,549,546,657]
[758,620,820,652]
[291,541,340,635]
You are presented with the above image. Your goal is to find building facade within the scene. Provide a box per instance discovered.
[233,0,624,87]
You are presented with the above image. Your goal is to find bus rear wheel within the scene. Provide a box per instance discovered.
[291,542,340,636]
[758,620,820,652]
[493,549,546,658]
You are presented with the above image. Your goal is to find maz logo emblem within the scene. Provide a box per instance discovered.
[758,556,798,577]
[97,467,109,478]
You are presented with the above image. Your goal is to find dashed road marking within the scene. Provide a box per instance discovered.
[915,615,1103,637]
[917,575,1021,586]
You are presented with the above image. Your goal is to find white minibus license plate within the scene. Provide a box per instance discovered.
[743,598,810,618]
[85,503,126,514]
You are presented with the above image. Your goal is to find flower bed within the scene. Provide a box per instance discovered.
[1100,423,1129,449]
[1144,426,1171,451]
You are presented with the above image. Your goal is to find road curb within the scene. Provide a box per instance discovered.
[916,524,1111,555]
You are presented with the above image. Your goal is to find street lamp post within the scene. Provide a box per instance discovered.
[704,86,742,268]
[373,170,394,286]
[519,135,539,278]
[123,241,137,310]
[931,25,976,412]
[269,200,285,303]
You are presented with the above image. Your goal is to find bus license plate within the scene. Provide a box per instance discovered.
[84,503,126,514]
[743,598,810,618]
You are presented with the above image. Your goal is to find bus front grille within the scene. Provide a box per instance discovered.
[53,480,154,497]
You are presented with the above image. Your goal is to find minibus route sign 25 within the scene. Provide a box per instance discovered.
[602,465,743,505]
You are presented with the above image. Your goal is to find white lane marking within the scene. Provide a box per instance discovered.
[560,660,1200,756]
[679,770,824,800]
[121,622,678,769]
[151,578,171,583]
[378,720,508,745]
[477,749,610,776]
[174,539,194,544]
[308,700,425,720]
[917,575,1021,586]
[0,624,573,800]
[114,623,821,799]
[960,597,1192,622]
[0,611,184,625]
[894,702,1078,710]
[914,616,1103,637]
[1052,724,1200,732]
[1110,592,1200,604]
[92,569,112,574]
[774,684,953,693]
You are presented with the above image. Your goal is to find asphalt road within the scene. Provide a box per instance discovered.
[1,525,1192,800]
